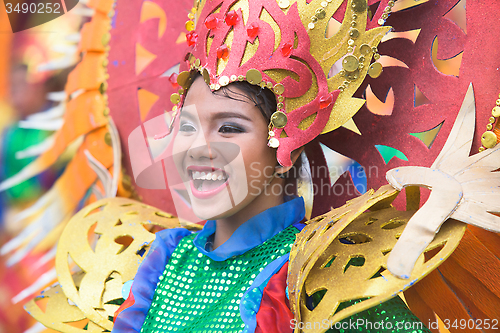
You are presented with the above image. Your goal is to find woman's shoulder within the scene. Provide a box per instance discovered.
[153,227,193,248]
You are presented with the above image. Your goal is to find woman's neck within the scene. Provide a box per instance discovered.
[212,178,286,250]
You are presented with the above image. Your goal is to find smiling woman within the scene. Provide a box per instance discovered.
[112,54,430,333]
[11,0,500,332]
[172,76,301,247]
[109,0,439,331]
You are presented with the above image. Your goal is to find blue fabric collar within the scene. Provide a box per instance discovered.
[193,196,305,261]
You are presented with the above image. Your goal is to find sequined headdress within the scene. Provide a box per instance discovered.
[172,0,393,166]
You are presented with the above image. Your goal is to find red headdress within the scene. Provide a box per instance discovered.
[173,0,392,166]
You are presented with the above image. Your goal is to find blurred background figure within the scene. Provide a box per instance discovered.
[0,4,81,331]
[1,62,69,233]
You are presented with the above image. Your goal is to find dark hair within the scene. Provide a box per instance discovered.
[214,81,277,122]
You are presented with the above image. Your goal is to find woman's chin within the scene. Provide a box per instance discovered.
[187,179,250,221]
[188,192,235,221]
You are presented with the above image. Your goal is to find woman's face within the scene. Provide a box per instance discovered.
[171,77,278,221]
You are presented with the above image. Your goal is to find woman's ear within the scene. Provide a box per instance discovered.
[275,147,305,174]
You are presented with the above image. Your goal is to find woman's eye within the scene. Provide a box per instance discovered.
[180,122,196,133]
[219,124,245,134]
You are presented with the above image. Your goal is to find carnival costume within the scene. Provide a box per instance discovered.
[2,0,500,333]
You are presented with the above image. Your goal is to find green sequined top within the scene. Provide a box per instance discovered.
[141,225,299,332]
[132,196,430,333]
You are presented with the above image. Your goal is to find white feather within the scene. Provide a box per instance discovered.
[18,118,63,131]
[65,33,81,43]
[72,7,95,16]
[38,57,77,72]
[12,268,57,304]
[26,104,65,121]
[15,135,56,159]
[51,44,78,56]
[46,91,67,102]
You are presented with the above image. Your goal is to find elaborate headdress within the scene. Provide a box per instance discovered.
[173,0,393,166]
[2,1,500,331]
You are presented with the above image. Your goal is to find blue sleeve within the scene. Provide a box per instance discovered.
[112,228,192,332]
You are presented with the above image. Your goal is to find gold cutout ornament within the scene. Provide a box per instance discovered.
[30,198,189,332]
[288,185,465,333]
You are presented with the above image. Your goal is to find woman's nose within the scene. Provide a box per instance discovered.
[187,134,217,161]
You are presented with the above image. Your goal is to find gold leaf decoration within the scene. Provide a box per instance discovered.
[288,185,466,333]
[27,197,184,332]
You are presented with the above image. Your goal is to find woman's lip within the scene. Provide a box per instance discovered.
[189,177,229,199]
[186,165,224,172]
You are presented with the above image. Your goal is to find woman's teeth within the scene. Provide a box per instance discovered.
[191,171,227,181]
[191,170,228,192]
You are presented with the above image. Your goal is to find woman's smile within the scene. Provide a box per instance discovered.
[187,166,230,198]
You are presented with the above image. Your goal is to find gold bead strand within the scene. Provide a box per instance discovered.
[479,94,500,151]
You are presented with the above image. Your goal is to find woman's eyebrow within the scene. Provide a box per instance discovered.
[212,111,252,122]
[179,110,197,121]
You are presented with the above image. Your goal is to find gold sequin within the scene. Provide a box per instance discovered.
[368,62,383,78]
[360,44,371,55]
[99,82,108,94]
[246,69,262,84]
[349,28,359,39]
[104,132,112,146]
[101,33,111,46]
[271,111,288,128]
[203,68,211,85]
[170,93,181,104]
[273,83,285,95]
[342,55,359,72]
[185,21,195,31]
[315,8,326,19]
[177,71,191,88]
[493,106,500,118]
[481,131,497,148]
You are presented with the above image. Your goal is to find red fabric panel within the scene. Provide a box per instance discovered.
[255,262,294,333]
[114,292,136,323]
